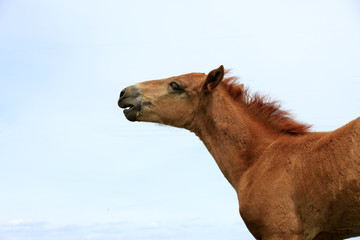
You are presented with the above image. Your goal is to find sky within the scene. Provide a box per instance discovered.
[0,0,359,239]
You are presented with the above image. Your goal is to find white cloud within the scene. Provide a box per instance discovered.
[85,233,103,239]
[8,220,24,225]
[0,220,252,240]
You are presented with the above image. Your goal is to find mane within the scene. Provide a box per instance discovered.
[221,73,311,134]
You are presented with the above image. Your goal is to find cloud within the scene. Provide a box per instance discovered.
[85,233,103,239]
[8,220,25,226]
[0,219,252,240]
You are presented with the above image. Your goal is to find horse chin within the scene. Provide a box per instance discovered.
[123,107,140,122]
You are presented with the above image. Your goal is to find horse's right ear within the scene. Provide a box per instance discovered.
[202,65,224,91]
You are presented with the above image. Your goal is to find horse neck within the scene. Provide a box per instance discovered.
[191,90,276,189]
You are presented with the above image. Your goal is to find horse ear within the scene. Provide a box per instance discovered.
[202,65,224,91]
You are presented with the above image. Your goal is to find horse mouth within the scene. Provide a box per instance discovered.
[118,85,142,122]
[118,102,141,121]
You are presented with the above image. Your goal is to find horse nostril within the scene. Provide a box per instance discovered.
[120,88,126,99]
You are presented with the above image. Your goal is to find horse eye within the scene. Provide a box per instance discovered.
[169,81,182,91]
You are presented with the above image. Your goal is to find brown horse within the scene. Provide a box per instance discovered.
[118,66,360,240]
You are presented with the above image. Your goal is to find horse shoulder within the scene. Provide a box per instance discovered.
[238,124,360,239]
[292,118,360,238]
[237,118,360,238]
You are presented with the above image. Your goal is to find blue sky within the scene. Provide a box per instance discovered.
[0,0,359,239]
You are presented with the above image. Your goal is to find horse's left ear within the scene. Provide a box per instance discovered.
[202,65,224,91]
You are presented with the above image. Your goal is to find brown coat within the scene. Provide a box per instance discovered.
[118,66,360,239]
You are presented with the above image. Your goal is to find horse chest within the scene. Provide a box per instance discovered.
[238,164,305,238]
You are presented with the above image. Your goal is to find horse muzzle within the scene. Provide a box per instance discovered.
[118,85,143,121]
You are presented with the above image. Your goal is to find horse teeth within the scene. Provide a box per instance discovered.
[126,105,134,110]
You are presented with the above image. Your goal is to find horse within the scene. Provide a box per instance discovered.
[118,66,360,240]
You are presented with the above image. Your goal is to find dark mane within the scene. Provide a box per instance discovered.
[221,74,311,134]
